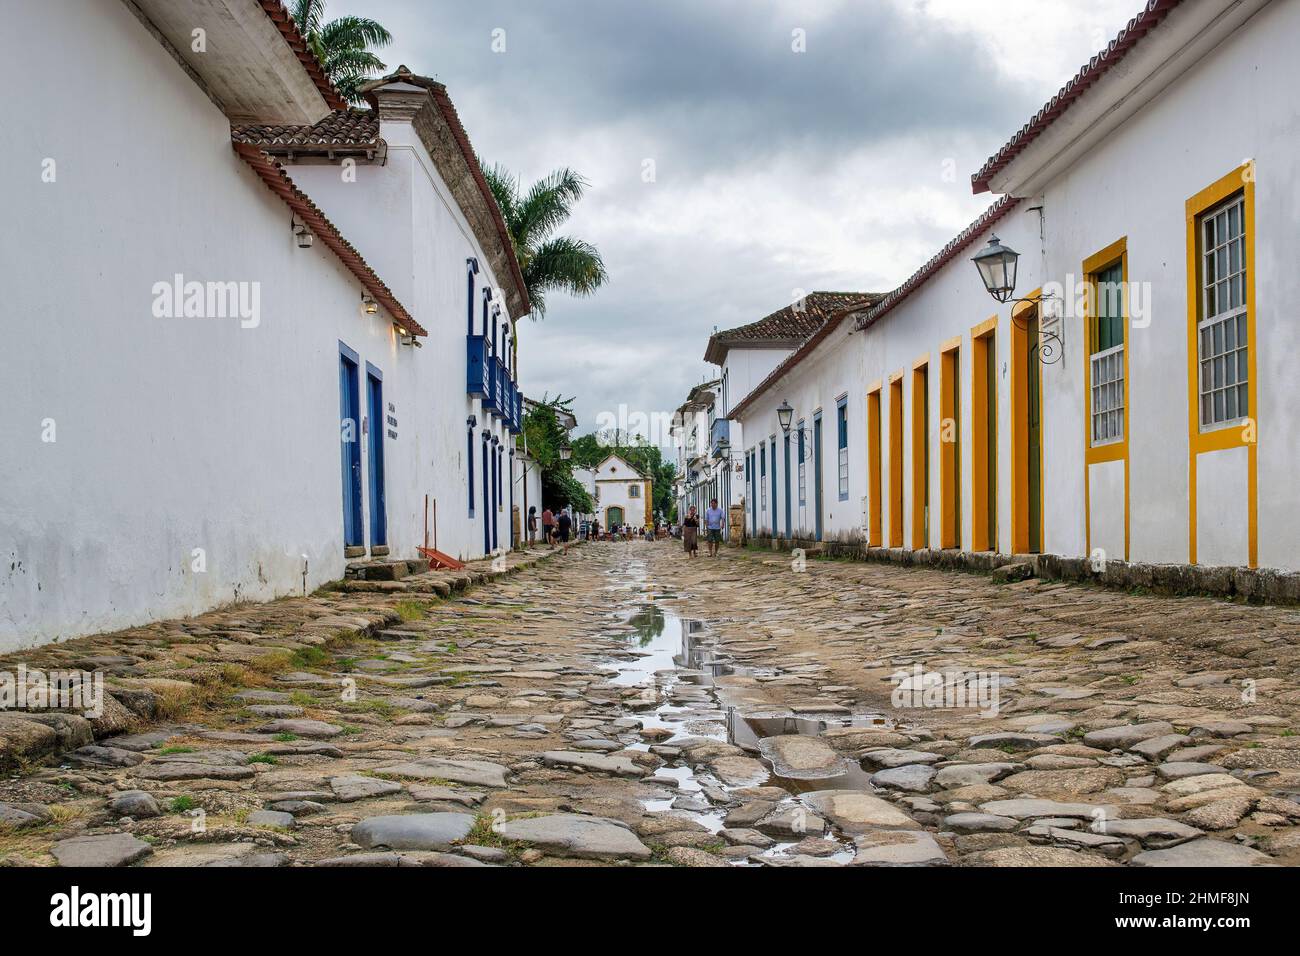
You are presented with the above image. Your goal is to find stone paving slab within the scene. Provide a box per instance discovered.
[1,541,1298,868]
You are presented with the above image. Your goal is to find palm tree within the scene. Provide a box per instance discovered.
[291,0,392,105]
[480,164,608,319]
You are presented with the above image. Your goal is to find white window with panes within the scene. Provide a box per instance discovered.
[1090,261,1124,445]
[1198,194,1248,429]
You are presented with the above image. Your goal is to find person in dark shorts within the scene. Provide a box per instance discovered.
[704,498,725,556]
[556,509,572,550]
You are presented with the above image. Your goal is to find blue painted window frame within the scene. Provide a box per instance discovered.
[467,425,476,517]
[836,396,849,502]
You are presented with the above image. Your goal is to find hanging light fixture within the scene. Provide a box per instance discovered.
[362,294,378,315]
[971,235,1020,303]
[291,214,313,248]
[970,233,1063,365]
[776,400,794,434]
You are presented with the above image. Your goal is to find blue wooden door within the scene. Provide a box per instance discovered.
[481,435,491,554]
[366,365,387,547]
[783,435,792,539]
[491,443,499,551]
[339,346,363,548]
[813,414,824,542]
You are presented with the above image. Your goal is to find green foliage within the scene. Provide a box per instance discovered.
[480,163,608,318]
[292,0,391,104]
[522,399,594,514]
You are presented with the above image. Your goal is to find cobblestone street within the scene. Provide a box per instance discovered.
[3,541,1299,868]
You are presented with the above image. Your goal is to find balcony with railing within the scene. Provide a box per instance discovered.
[467,334,491,402]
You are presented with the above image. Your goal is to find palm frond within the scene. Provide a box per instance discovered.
[479,162,521,241]
[290,0,325,39]
[515,168,588,250]
[333,71,378,105]
[324,49,387,76]
[524,235,608,316]
[320,15,393,51]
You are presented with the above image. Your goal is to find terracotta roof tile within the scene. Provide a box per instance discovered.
[853,196,1020,332]
[972,0,1185,193]
[232,109,379,149]
[729,198,1019,421]
[704,291,882,364]
[256,0,348,112]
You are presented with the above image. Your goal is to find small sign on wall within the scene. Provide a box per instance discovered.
[386,402,398,440]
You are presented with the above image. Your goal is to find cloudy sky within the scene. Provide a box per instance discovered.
[332,0,1141,441]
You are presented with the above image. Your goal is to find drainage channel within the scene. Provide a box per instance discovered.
[603,597,894,864]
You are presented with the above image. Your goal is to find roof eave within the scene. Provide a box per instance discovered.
[233,142,425,336]
[129,0,344,124]
[977,0,1268,198]
[972,0,1195,194]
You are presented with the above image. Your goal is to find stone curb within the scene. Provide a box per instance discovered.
[737,537,1299,606]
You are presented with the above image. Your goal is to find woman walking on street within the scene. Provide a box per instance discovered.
[682,507,700,558]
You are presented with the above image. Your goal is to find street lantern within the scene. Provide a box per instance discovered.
[972,234,1020,303]
[559,445,572,461]
[776,400,794,434]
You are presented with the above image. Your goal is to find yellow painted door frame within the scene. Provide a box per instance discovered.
[911,355,930,550]
[888,373,904,547]
[938,337,961,550]
[866,383,883,547]
[1011,293,1044,554]
[970,316,998,552]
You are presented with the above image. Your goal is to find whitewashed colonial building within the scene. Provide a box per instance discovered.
[702,293,880,539]
[1,1,530,650]
[731,0,1300,592]
[669,380,720,524]
[587,455,653,531]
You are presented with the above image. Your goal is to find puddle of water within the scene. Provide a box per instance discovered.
[608,605,687,687]
[603,594,896,861]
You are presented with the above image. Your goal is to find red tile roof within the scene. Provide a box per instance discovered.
[726,301,876,421]
[233,141,425,336]
[704,291,882,365]
[728,198,1019,421]
[972,0,1186,193]
[233,109,380,149]
[256,0,348,113]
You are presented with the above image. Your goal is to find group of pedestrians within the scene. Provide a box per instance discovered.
[527,505,572,551]
[681,498,725,559]
[526,500,727,559]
